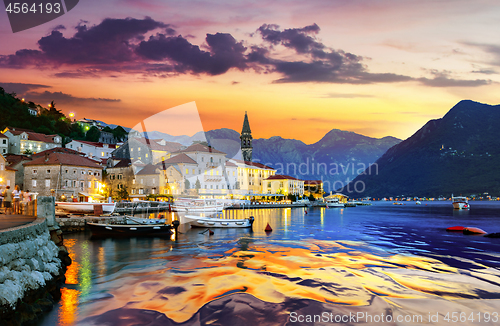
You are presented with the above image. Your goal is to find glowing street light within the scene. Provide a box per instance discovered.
[69,112,75,118]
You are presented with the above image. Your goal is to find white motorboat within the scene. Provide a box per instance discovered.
[55,202,116,214]
[325,197,345,208]
[184,215,254,228]
[452,195,469,209]
[173,198,225,213]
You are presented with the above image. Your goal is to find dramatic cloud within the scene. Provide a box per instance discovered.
[0,82,50,94]
[136,32,247,75]
[24,91,121,104]
[0,17,491,87]
[463,42,500,67]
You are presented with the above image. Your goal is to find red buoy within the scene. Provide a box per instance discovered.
[305,209,308,214]
[446,226,465,232]
[209,229,214,236]
[265,223,273,232]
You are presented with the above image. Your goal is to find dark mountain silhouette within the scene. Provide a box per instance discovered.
[205,128,401,191]
[346,100,500,198]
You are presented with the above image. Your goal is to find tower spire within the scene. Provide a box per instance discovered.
[240,112,253,162]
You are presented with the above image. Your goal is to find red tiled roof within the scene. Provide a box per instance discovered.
[112,159,131,168]
[225,161,237,167]
[5,154,31,164]
[133,138,182,152]
[0,133,7,138]
[6,166,17,171]
[136,164,160,175]
[231,159,274,170]
[24,152,103,168]
[175,143,226,155]
[31,147,83,159]
[71,140,117,148]
[265,174,302,181]
[304,180,322,185]
[158,153,197,165]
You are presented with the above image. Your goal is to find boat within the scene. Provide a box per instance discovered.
[184,215,254,228]
[173,198,225,213]
[56,202,116,214]
[452,195,469,209]
[87,222,173,237]
[325,197,345,208]
[416,201,422,205]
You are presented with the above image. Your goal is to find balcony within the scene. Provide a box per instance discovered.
[204,175,223,182]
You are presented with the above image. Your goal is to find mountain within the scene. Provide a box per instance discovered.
[204,128,401,190]
[346,100,500,198]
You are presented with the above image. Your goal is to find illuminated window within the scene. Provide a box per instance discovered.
[186,168,189,174]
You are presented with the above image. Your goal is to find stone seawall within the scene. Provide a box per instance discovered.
[0,218,67,325]
[56,216,128,233]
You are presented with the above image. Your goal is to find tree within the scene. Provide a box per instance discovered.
[117,186,129,201]
[195,178,201,194]
[185,178,190,189]
[112,126,128,142]
[85,126,101,142]
[308,194,316,201]
[23,149,33,155]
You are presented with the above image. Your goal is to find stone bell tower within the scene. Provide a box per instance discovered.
[240,111,252,162]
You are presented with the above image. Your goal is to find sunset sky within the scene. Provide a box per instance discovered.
[1,0,499,143]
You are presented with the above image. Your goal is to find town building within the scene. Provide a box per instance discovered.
[4,154,31,189]
[228,159,276,196]
[240,111,253,162]
[0,154,16,189]
[106,159,134,199]
[304,180,324,199]
[23,152,103,200]
[0,133,8,155]
[264,175,305,197]
[66,139,117,160]
[76,118,118,144]
[112,136,183,165]
[2,127,62,154]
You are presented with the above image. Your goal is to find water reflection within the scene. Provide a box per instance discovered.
[41,203,500,326]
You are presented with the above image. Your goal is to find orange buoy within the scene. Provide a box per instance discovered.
[265,223,273,232]
[446,226,465,232]
[463,227,487,235]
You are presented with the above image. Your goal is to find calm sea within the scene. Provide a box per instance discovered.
[38,201,500,326]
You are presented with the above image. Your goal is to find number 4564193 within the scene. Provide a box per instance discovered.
[5,2,61,14]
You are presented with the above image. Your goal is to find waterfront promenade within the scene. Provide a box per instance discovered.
[0,214,36,230]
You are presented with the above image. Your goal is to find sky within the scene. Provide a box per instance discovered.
[0,0,499,143]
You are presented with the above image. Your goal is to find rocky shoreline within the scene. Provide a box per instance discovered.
[0,218,72,326]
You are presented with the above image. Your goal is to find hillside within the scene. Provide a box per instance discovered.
[346,100,500,198]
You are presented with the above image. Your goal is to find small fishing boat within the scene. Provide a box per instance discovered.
[184,215,254,228]
[56,202,116,214]
[452,195,469,209]
[87,222,173,237]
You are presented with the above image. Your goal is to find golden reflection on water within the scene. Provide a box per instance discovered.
[59,288,81,326]
[76,239,500,324]
[64,238,79,285]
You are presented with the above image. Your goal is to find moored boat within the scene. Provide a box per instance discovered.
[173,198,225,213]
[87,222,174,237]
[56,202,116,214]
[184,215,254,228]
[452,195,469,209]
[325,197,345,208]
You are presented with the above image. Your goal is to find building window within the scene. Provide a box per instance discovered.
[145,153,148,158]
[88,170,92,175]
[80,181,84,188]
[132,189,136,194]
[95,181,98,189]
[101,151,105,157]
[192,169,195,174]
[186,168,189,174]
[109,174,114,180]
[45,179,50,187]
[118,174,122,180]
[201,157,204,162]
[81,171,85,175]
[65,180,68,186]
[73,180,77,187]
[132,179,136,184]
[33,169,37,174]
[47,169,50,174]
[139,188,144,194]
[140,179,143,184]
[151,188,155,194]
[65,170,68,173]
[88,181,92,188]
[32,180,36,187]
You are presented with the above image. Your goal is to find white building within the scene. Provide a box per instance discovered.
[2,127,62,154]
[66,140,117,160]
[0,133,8,155]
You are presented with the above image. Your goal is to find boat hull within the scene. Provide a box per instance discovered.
[56,202,116,214]
[452,202,469,209]
[326,203,345,208]
[87,222,173,238]
[184,215,254,228]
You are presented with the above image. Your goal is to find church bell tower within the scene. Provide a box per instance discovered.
[240,111,253,162]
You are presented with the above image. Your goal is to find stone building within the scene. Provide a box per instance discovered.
[66,139,117,160]
[2,127,62,154]
[23,152,103,200]
[112,136,183,165]
[0,154,16,189]
[0,133,8,155]
[106,159,134,198]
[4,154,31,188]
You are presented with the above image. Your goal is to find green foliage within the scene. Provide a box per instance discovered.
[116,186,129,200]
[287,194,297,202]
[85,126,101,142]
[308,194,316,201]
[23,149,33,155]
[195,178,201,190]
[111,126,128,141]
[185,178,190,189]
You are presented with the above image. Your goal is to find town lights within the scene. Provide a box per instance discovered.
[69,112,75,118]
